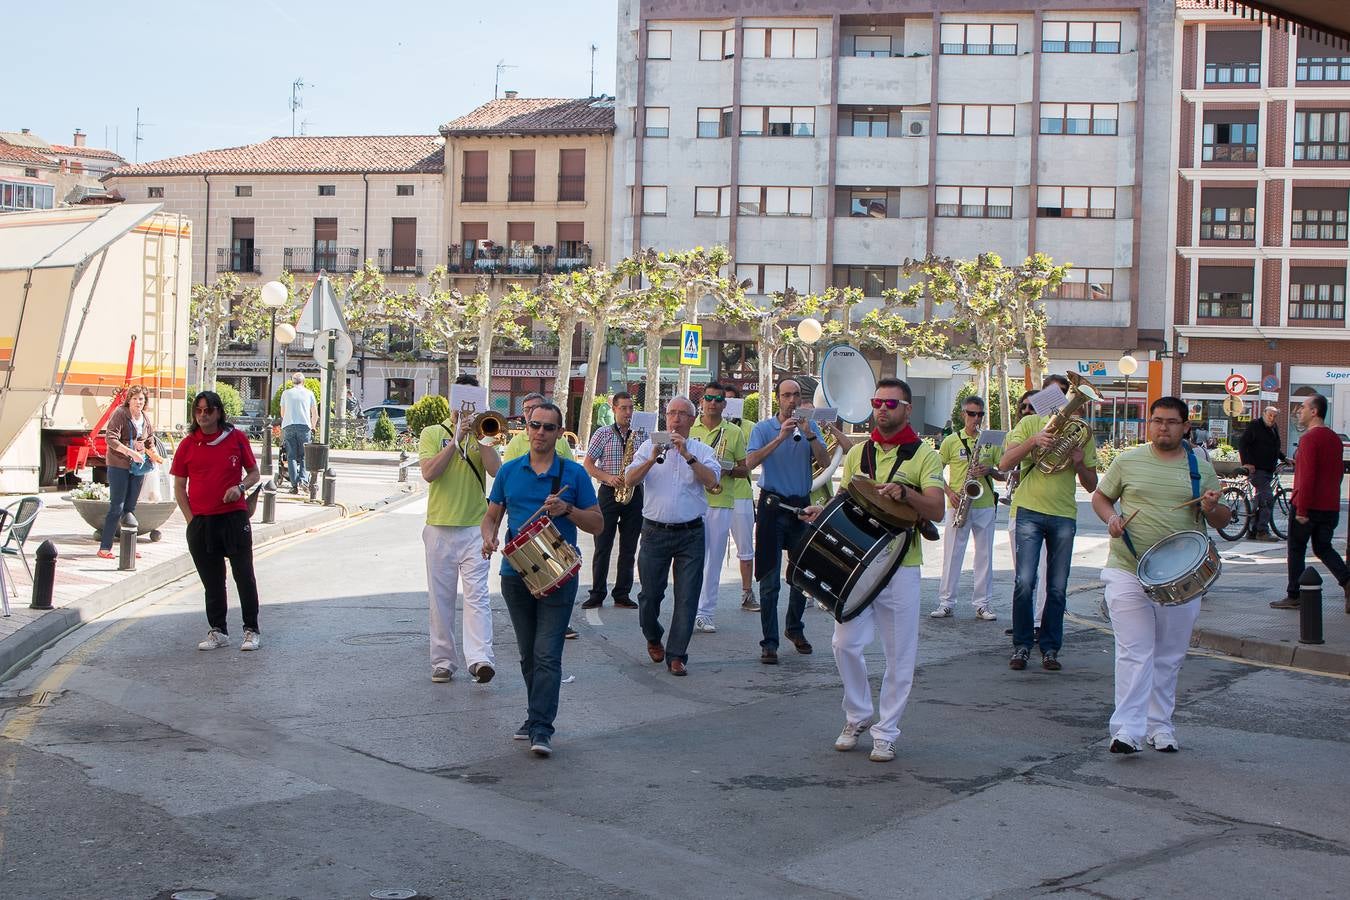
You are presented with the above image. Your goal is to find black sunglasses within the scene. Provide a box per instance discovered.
[527,421,560,432]
[964,410,984,417]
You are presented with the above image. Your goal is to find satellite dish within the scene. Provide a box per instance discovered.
[819,344,877,424]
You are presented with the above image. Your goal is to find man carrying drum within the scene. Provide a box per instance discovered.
[482,402,602,758]
[801,378,946,762]
[1091,396,1228,755]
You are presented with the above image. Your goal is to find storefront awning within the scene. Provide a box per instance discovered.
[1191,1,1350,49]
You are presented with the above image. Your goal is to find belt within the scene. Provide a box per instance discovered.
[643,518,703,531]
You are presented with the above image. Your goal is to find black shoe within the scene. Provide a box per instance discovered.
[1041,651,1061,671]
[580,597,603,610]
[564,626,580,639]
[760,648,778,665]
[613,597,638,609]
[1269,597,1301,610]
[1009,647,1030,670]
[470,663,495,684]
[1110,738,1141,755]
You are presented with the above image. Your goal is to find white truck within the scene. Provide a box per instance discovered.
[0,203,191,491]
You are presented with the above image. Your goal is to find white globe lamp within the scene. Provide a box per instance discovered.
[797,317,823,345]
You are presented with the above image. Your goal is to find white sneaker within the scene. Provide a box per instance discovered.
[833,717,875,751]
[1147,731,1180,753]
[239,629,261,651]
[869,739,896,762]
[929,606,953,618]
[197,630,229,651]
[975,606,998,621]
[694,615,717,633]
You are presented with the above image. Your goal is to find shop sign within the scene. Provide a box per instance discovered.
[1077,360,1108,377]
[1289,366,1350,383]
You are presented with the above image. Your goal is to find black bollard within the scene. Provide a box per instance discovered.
[262,479,277,524]
[322,467,337,506]
[30,540,57,610]
[1298,566,1324,645]
[118,512,138,572]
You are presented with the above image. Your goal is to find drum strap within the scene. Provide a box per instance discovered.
[863,439,917,484]
[1121,444,1201,559]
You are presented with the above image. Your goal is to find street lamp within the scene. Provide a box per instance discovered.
[1118,354,1139,444]
[258,280,289,474]
[273,322,297,480]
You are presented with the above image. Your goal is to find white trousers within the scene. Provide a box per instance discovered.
[831,566,921,743]
[937,505,996,610]
[697,498,755,617]
[1008,512,1048,623]
[423,524,494,674]
[1101,567,1201,743]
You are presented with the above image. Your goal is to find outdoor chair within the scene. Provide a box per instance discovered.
[0,507,11,616]
[1,495,43,582]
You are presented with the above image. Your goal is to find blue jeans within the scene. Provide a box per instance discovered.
[636,522,704,665]
[756,502,809,650]
[100,466,145,551]
[282,424,310,486]
[1012,508,1076,653]
[500,574,576,742]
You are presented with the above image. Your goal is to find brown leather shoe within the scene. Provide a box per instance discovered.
[785,633,813,654]
[1269,597,1301,610]
[614,598,638,609]
[760,648,778,665]
[647,641,665,663]
[668,658,687,676]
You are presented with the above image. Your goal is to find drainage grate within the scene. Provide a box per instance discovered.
[370,891,419,899]
[170,891,218,900]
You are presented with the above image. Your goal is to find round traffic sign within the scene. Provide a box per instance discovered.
[312,329,354,369]
[1224,373,1248,396]
[1222,395,1245,417]
[1261,374,1279,392]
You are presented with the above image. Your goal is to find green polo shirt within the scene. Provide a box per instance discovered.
[839,440,945,567]
[1097,444,1221,576]
[1006,413,1098,521]
[939,431,998,511]
[502,431,574,463]
[691,418,750,506]
[419,422,488,527]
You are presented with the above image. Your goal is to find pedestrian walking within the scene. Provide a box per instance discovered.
[97,384,160,560]
[279,373,317,492]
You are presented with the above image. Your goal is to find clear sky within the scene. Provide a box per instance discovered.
[4,0,620,161]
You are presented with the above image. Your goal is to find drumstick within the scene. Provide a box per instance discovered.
[1169,496,1205,511]
[1121,509,1140,529]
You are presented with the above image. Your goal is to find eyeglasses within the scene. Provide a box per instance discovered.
[870,398,911,410]
[964,410,984,418]
[193,406,217,415]
[668,408,694,417]
[527,421,560,432]
[1148,418,1185,427]
[703,394,725,403]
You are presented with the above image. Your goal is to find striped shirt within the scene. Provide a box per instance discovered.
[586,423,649,475]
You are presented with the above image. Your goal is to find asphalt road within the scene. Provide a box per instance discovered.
[0,495,1347,899]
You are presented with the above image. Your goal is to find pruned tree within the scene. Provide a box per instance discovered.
[614,262,684,413]
[1004,252,1068,388]
[639,245,739,397]
[517,279,584,414]
[849,287,949,368]
[190,273,261,389]
[714,286,840,405]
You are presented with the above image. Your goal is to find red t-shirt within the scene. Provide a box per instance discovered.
[170,425,256,517]
[1292,425,1342,516]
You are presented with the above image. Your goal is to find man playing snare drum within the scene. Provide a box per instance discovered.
[801,378,946,763]
[1091,396,1229,755]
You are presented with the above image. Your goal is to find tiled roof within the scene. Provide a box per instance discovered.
[0,141,58,168]
[440,97,616,137]
[103,135,445,179]
[49,144,124,162]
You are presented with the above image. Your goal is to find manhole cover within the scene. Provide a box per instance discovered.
[171,891,218,900]
[342,632,423,646]
[370,891,419,899]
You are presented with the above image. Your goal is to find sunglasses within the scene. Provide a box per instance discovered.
[1020,405,1035,413]
[870,398,910,410]
[964,410,984,418]
[703,394,725,403]
[527,421,560,432]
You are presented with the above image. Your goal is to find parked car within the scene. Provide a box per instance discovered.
[1339,432,1350,473]
[361,404,410,438]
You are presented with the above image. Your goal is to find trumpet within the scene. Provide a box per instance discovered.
[468,410,510,442]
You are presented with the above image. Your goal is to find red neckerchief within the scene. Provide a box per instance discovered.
[870,425,918,447]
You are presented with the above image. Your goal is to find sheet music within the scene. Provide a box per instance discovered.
[449,384,487,411]
[631,411,658,433]
[810,407,839,422]
[723,397,745,420]
[975,429,1006,451]
[1028,386,1068,417]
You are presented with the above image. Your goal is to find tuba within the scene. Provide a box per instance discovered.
[810,431,844,493]
[1029,372,1102,474]
[613,429,638,505]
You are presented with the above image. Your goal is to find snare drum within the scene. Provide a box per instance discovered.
[503,516,582,598]
[1136,531,1221,606]
[787,492,911,622]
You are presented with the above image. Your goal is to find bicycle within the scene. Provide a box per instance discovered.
[1216,464,1291,542]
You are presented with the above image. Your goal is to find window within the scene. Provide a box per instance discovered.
[0,181,55,210]
[738,186,812,216]
[1296,48,1350,82]
[1042,21,1120,53]
[1292,207,1348,240]
[854,34,892,58]
[735,264,811,295]
[1199,205,1256,240]
[1294,110,1350,161]
[235,185,252,197]
[1198,290,1252,318]
[935,186,1012,218]
[647,30,672,60]
[558,149,586,201]
[645,107,670,138]
[318,184,336,196]
[844,189,892,218]
[742,27,817,59]
[695,186,732,217]
[557,222,587,263]
[1040,103,1117,135]
[642,186,667,215]
[1202,120,1258,161]
[697,107,733,138]
[834,266,895,297]
[700,29,735,60]
[229,218,255,273]
[509,149,535,201]
[1050,268,1113,300]
[741,106,815,137]
[24,167,38,179]
[940,23,1017,55]
[937,104,1015,136]
[462,150,488,202]
[1036,186,1115,218]
[313,218,337,271]
[1289,275,1346,320]
[1205,61,1261,84]
[396,184,414,196]
[1204,30,1262,85]
[852,113,889,137]
[147,186,164,198]
[390,217,418,272]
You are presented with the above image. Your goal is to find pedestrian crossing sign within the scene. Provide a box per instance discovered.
[680,324,702,366]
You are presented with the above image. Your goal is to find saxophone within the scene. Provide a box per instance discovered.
[1029,371,1103,475]
[613,428,637,505]
[707,427,725,495]
[953,474,984,529]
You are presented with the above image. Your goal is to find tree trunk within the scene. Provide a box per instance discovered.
[446,343,460,393]
[477,307,494,392]
[757,320,775,416]
[1025,327,1042,387]
[577,319,608,447]
[644,328,662,412]
[997,352,1011,433]
[553,314,580,411]
[676,286,699,398]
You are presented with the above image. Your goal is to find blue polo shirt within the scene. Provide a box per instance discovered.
[748,417,823,498]
[488,453,598,577]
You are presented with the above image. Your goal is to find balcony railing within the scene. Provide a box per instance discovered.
[377,248,424,276]
[508,174,535,202]
[461,174,487,202]
[1204,62,1261,85]
[216,247,260,274]
[446,243,592,275]
[283,247,360,273]
[557,174,586,202]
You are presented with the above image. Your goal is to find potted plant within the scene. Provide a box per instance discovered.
[67,482,179,542]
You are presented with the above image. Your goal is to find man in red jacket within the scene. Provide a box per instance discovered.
[1272,392,1350,609]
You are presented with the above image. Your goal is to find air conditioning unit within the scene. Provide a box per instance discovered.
[908,119,929,137]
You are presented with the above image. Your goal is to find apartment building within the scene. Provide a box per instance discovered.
[612,0,1176,432]
[103,136,447,411]
[0,128,124,206]
[1172,1,1350,449]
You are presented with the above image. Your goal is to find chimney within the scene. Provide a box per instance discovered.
[504,90,518,100]
[73,129,86,147]
[21,128,30,134]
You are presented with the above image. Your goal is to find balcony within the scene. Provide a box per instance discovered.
[508,174,535,202]
[835,136,928,186]
[446,242,592,275]
[836,55,931,106]
[283,247,360,274]
[377,248,423,276]
[460,174,488,202]
[557,174,586,202]
[216,247,260,274]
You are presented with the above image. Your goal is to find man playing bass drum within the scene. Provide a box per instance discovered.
[801,378,946,763]
[1091,397,1229,755]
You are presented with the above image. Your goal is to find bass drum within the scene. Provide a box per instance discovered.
[787,492,909,623]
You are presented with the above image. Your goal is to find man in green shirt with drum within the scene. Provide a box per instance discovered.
[1092,396,1229,755]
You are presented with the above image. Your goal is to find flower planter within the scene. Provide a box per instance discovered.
[69,498,178,542]
[1211,460,1245,477]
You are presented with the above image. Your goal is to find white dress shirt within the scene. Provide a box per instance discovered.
[626,436,721,524]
